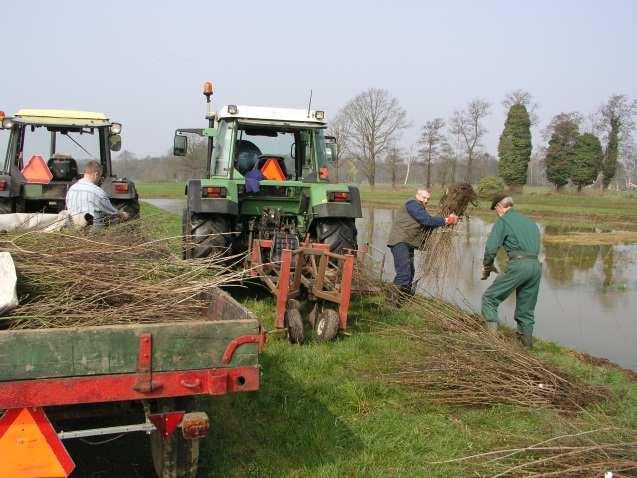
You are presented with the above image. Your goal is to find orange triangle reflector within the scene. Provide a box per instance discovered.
[261,158,286,181]
[0,408,75,477]
[21,155,53,184]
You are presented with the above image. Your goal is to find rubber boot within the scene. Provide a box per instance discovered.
[517,333,533,349]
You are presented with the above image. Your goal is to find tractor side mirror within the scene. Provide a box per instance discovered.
[109,134,122,152]
[173,134,188,156]
[325,136,337,163]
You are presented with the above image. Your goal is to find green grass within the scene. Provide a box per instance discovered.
[140,203,637,477]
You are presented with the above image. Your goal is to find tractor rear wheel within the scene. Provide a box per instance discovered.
[113,198,140,219]
[186,212,231,259]
[314,218,357,253]
[150,398,199,478]
[0,199,13,214]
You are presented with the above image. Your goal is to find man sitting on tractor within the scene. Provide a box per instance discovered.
[66,161,129,228]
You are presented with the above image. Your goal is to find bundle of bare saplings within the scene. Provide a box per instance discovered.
[433,427,637,477]
[417,182,478,288]
[378,292,610,412]
[0,221,245,329]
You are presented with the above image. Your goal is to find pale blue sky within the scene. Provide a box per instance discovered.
[1,0,635,157]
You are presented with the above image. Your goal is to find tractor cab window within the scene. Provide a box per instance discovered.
[10,124,104,179]
[233,124,325,181]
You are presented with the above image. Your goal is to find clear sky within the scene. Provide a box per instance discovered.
[2,0,635,157]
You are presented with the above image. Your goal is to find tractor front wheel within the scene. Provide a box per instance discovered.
[314,218,357,253]
[184,211,231,259]
[112,198,140,219]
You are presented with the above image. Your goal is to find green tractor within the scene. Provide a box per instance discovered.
[0,109,139,216]
[175,84,361,260]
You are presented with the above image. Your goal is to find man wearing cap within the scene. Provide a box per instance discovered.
[481,195,542,348]
[387,189,459,297]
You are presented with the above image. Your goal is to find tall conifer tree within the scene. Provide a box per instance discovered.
[498,104,532,192]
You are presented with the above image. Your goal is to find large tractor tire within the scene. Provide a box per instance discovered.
[185,211,231,259]
[150,398,199,478]
[0,199,14,214]
[113,198,140,219]
[314,218,357,253]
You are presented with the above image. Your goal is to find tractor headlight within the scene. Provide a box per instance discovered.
[227,105,238,115]
[1,118,14,129]
[110,123,122,135]
[314,111,325,120]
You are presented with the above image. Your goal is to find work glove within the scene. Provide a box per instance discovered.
[480,264,499,280]
[445,214,459,226]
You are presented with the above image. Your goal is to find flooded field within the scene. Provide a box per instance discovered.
[145,199,637,371]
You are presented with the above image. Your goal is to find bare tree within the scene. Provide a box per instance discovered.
[449,99,491,183]
[327,111,350,182]
[418,118,445,188]
[385,146,403,189]
[340,88,410,187]
[403,144,418,185]
[502,89,540,125]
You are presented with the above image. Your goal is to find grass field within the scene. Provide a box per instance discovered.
[136,181,637,229]
[142,202,637,477]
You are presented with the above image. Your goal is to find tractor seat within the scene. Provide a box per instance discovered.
[48,154,78,181]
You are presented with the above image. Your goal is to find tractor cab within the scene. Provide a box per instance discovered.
[0,109,138,216]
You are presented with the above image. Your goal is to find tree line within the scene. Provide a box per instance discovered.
[112,91,637,192]
[329,89,637,191]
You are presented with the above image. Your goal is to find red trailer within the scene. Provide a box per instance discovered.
[0,288,264,478]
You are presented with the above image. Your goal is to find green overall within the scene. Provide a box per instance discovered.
[481,209,542,336]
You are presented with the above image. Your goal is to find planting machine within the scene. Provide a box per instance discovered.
[175,82,364,343]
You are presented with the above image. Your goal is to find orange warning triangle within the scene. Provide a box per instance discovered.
[261,158,285,181]
[21,155,53,184]
[0,408,75,478]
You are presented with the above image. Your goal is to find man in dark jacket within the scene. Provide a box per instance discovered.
[387,189,458,295]
[481,194,542,348]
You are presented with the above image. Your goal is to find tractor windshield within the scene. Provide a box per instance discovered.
[3,124,106,176]
[211,120,328,181]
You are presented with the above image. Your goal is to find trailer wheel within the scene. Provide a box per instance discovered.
[285,308,304,344]
[150,399,199,478]
[188,213,231,259]
[314,218,357,253]
[315,308,339,342]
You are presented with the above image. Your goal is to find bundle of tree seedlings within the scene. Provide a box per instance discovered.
[416,182,478,291]
[435,427,637,477]
[0,222,246,329]
[372,287,610,412]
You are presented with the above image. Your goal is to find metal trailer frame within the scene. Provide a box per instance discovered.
[249,239,355,332]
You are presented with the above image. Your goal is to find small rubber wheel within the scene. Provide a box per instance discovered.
[285,308,304,344]
[315,309,339,342]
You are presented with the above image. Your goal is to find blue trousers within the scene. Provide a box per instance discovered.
[390,243,415,288]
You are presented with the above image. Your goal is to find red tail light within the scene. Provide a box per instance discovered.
[319,167,329,179]
[329,191,350,202]
[0,179,7,191]
[114,182,129,193]
[202,186,227,198]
